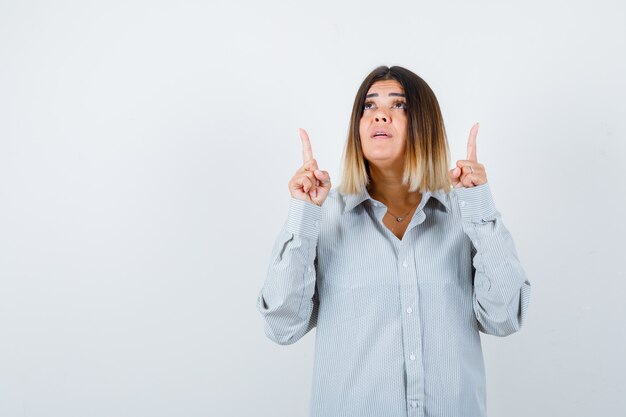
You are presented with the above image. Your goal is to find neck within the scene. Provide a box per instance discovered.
[367,164,421,207]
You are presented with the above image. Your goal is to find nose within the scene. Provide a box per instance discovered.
[374,111,390,123]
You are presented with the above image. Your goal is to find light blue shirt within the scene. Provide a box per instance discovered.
[257,182,530,417]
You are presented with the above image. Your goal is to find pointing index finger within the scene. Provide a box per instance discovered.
[300,128,313,163]
[466,123,479,162]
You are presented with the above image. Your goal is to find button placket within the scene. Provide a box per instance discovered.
[398,241,422,412]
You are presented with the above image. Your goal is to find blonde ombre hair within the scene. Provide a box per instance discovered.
[339,66,452,195]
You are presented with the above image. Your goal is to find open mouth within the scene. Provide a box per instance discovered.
[372,131,391,139]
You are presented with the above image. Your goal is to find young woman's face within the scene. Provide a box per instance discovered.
[359,79,408,170]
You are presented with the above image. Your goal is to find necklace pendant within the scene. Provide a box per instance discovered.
[396,217,403,222]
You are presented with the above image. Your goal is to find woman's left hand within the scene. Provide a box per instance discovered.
[450,123,488,188]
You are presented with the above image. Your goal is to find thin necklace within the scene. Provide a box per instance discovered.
[368,188,421,223]
[386,204,418,222]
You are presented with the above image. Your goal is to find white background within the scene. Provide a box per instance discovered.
[1,1,625,416]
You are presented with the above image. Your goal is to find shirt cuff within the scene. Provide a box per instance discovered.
[286,197,322,240]
[454,182,497,223]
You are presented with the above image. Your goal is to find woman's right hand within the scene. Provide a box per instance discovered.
[288,128,332,206]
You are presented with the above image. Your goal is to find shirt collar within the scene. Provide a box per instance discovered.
[343,187,450,214]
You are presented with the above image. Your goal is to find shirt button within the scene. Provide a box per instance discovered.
[406,307,412,314]
[460,200,466,207]
[307,266,312,272]
[410,354,416,360]
[402,261,408,268]
[411,401,417,408]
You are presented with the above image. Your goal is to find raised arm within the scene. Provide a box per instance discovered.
[451,124,531,336]
[256,129,331,345]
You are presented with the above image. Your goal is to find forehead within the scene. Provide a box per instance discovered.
[366,79,404,95]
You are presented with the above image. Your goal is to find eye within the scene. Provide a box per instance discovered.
[393,101,407,110]
[363,101,375,110]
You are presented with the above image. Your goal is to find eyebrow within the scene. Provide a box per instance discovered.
[365,92,406,98]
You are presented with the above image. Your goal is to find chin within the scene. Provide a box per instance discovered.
[365,156,403,170]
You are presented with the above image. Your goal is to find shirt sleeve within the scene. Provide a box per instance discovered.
[256,197,321,345]
[454,182,531,337]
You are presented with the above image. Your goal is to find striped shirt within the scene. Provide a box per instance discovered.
[256,182,531,417]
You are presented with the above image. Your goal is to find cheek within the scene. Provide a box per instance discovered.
[359,118,368,137]
[395,117,408,135]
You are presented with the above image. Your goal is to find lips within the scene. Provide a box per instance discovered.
[371,129,391,139]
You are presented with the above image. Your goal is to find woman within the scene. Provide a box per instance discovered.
[256,66,530,417]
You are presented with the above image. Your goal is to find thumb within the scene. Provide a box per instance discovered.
[314,169,331,188]
[311,170,332,203]
[449,167,461,187]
